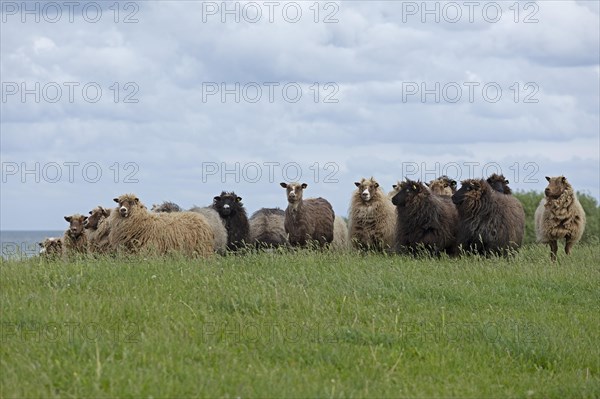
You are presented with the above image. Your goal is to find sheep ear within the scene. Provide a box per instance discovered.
[89,211,92,215]
[134,197,139,203]
[213,196,220,202]
[374,182,379,188]
[236,197,242,202]
[280,182,288,189]
[561,176,566,183]
[392,184,397,189]
[113,198,119,203]
[301,183,308,189]
[425,182,430,187]
[504,179,509,184]
[64,216,71,222]
[545,176,551,182]
[83,216,88,221]
[354,182,360,187]
[451,180,457,187]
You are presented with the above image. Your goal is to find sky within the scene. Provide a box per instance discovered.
[1,0,599,230]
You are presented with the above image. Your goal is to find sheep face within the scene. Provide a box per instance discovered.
[391,180,428,207]
[64,214,88,237]
[428,176,457,196]
[354,178,379,202]
[486,174,511,194]
[85,206,111,230]
[213,192,243,217]
[280,182,307,204]
[452,179,484,205]
[113,194,140,218]
[544,176,569,199]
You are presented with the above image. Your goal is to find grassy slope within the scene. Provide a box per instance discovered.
[1,244,599,398]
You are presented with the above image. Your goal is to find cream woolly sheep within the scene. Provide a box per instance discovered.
[248,208,288,249]
[85,206,112,254]
[62,214,88,258]
[348,177,396,252]
[280,182,335,247]
[189,206,228,253]
[427,176,457,197]
[331,216,350,251]
[535,176,586,261]
[108,193,214,257]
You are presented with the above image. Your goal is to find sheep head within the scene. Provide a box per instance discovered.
[85,206,111,230]
[428,176,457,196]
[113,194,141,218]
[280,182,307,204]
[64,214,88,237]
[452,179,488,206]
[213,191,243,217]
[544,176,571,199]
[354,177,380,203]
[391,179,428,207]
[486,173,512,195]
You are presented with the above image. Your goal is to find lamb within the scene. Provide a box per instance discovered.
[108,193,214,257]
[486,173,512,194]
[62,214,88,258]
[39,237,63,258]
[248,207,288,249]
[534,176,586,261]
[151,201,182,213]
[84,206,112,254]
[452,179,525,256]
[189,206,228,253]
[280,182,335,247]
[427,176,457,197]
[211,191,250,251]
[391,179,458,256]
[348,177,396,252]
[331,216,350,251]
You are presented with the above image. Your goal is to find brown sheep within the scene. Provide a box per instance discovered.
[486,173,512,194]
[85,206,112,254]
[280,182,335,247]
[39,237,63,258]
[452,179,525,256]
[427,175,457,196]
[348,177,396,252]
[62,214,88,258]
[534,176,586,261]
[248,207,288,249]
[151,201,182,213]
[392,179,458,256]
[108,193,214,257]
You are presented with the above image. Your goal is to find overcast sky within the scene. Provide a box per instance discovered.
[1,0,599,230]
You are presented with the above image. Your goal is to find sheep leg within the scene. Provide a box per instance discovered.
[549,240,558,262]
[564,236,574,255]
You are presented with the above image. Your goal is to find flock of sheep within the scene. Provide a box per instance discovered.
[40,174,586,262]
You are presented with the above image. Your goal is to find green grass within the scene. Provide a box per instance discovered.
[1,245,599,398]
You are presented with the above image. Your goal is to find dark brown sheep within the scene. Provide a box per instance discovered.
[211,191,250,251]
[391,179,458,256]
[280,182,334,247]
[452,179,525,256]
[62,214,88,257]
[486,173,512,194]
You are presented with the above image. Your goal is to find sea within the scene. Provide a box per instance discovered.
[1,230,64,260]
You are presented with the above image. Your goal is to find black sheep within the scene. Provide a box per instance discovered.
[452,179,525,256]
[391,179,458,256]
[211,191,250,251]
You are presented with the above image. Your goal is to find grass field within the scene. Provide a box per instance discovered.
[1,243,599,398]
